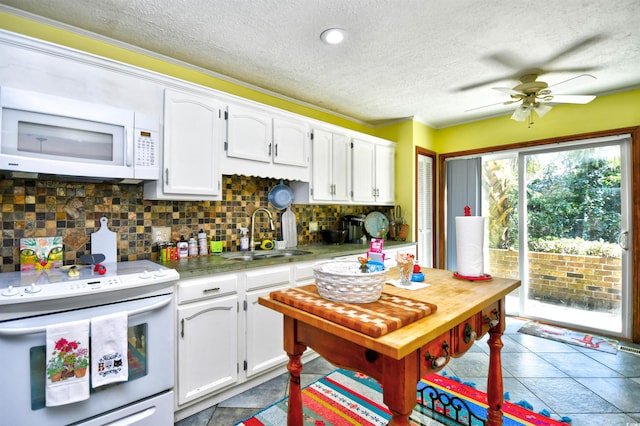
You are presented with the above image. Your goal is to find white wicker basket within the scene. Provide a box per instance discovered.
[313,260,388,303]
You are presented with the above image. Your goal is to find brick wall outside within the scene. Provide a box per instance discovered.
[489,248,622,313]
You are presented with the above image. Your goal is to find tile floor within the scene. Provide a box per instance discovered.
[175,317,640,425]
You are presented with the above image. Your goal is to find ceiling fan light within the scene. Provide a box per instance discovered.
[511,105,530,122]
[534,103,552,118]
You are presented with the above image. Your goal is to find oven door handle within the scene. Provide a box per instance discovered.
[0,296,172,336]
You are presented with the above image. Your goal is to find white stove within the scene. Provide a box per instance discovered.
[0,260,179,321]
[0,260,179,425]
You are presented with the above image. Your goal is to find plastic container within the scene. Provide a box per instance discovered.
[240,227,249,251]
[198,229,208,255]
[188,237,198,256]
[177,237,188,258]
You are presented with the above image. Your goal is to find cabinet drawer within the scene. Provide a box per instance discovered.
[178,275,238,304]
[452,316,479,355]
[245,265,291,291]
[419,331,451,375]
[293,261,316,284]
[479,301,501,336]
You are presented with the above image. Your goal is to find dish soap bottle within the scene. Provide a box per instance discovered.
[240,227,249,251]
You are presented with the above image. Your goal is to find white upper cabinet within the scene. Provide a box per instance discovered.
[144,88,223,200]
[310,128,350,202]
[351,137,395,205]
[223,102,310,181]
[226,103,272,163]
[272,116,309,167]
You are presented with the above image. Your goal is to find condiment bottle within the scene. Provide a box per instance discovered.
[198,229,208,255]
[188,236,198,256]
[177,236,189,258]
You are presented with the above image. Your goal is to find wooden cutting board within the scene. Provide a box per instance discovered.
[91,217,117,264]
[270,285,437,337]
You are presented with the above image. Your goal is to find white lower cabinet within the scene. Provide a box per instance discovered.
[244,266,291,378]
[175,264,295,412]
[176,275,239,406]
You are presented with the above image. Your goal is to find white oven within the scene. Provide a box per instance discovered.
[0,260,178,426]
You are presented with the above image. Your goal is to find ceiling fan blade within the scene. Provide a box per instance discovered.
[465,101,508,112]
[549,94,596,104]
[549,73,597,89]
[493,87,525,96]
[465,99,520,112]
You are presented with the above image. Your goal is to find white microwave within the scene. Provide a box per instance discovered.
[0,86,159,182]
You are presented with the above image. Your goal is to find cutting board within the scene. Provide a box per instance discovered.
[91,217,117,264]
[270,285,437,337]
[282,207,297,248]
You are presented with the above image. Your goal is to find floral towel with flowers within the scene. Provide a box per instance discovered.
[91,312,128,388]
[45,320,90,406]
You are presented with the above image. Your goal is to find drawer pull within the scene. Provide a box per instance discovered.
[425,341,449,369]
[203,287,221,294]
[484,309,500,328]
[463,323,477,344]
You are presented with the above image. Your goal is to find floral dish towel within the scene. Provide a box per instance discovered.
[45,319,90,406]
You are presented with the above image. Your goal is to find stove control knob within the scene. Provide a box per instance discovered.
[139,270,151,279]
[25,283,42,294]
[2,285,20,297]
[154,269,167,277]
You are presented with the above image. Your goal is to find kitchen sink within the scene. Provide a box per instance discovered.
[222,249,313,261]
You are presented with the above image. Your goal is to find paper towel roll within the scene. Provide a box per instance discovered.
[455,216,485,277]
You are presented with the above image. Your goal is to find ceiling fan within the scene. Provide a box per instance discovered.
[467,73,597,126]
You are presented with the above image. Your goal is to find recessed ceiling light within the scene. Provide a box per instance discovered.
[320,28,346,45]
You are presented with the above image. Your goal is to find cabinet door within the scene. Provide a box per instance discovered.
[331,132,351,202]
[163,89,221,196]
[375,143,395,204]
[351,138,376,203]
[226,103,272,162]
[311,129,333,201]
[245,283,290,378]
[273,116,308,167]
[177,294,238,405]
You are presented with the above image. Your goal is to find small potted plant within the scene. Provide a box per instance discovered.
[74,347,89,378]
[46,357,64,382]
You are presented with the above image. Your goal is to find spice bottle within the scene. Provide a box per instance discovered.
[177,236,189,258]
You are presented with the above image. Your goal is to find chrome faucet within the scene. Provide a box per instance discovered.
[250,207,275,251]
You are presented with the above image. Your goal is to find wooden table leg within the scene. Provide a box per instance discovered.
[283,316,306,426]
[486,321,505,426]
[286,351,303,426]
[382,354,418,426]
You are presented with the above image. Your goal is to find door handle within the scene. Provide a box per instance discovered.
[618,230,629,250]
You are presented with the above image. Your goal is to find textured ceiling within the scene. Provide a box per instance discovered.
[2,0,640,128]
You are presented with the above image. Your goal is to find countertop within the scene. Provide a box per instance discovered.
[155,240,417,279]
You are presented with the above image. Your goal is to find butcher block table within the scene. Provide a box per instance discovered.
[259,267,521,425]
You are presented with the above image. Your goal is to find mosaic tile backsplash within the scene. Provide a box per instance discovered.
[0,175,392,272]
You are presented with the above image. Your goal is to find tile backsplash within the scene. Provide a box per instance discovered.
[0,175,391,272]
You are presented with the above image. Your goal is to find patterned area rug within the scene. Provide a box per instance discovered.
[518,320,618,354]
[236,369,567,425]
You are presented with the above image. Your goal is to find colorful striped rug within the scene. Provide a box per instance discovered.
[236,369,568,425]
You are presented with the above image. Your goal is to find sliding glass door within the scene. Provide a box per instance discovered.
[480,135,631,338]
